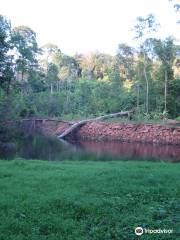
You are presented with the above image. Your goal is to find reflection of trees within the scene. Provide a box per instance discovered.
[77,140,180,162]
[18,135,65,160]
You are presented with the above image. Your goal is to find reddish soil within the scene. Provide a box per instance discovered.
[76,122,180,145]
[7,119,180,145]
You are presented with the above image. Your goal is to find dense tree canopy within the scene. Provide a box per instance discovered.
[0,14,179,120]
[12,26,39,81]
[0,15,13,94]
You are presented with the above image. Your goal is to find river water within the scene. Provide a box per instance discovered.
[0,132,179,162]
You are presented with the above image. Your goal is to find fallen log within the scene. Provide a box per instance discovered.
[58,110,134,139]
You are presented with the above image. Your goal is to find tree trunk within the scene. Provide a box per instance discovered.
[21,70,24,82]
[58,110,134,139]
[143,53,149,113]
[164,69,167,113]
[50,83,53,94]
[137,83,140,109]
[137,67,140,109]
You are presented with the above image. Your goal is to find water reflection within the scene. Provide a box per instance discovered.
[0,132,180,162]
[0,134,78,161]
[74,140,180,162]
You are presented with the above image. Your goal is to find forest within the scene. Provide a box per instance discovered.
[0,13,180,122]
[1,2,180,239]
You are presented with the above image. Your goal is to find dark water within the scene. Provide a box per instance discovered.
[74,140,180,162]
[0,129,180,162]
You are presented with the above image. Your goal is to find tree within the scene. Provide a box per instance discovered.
[153,37,178,112]
[12,26,39,82]
[73,52,113,81]
[46,63,59,94]
[0,15,14,94]
[117,43,135,80]
[59,54,78,80]
[40,43,62,93]
[108,58,121,86]
[134,14,159,113]
[41,43,61,71]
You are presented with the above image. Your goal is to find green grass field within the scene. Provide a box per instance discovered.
[0,159,179,240]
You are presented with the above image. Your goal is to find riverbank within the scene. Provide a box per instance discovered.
[53,120,180,145]
[75,122,180,145]
[0,159,179,240]
[2,118,180,145]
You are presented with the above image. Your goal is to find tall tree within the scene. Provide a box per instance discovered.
[41,43,61,71]
[40,43,62,93]
[153,37,178,112]
[134,14,159,113]
[12,26,39,81]
[117,43,135,90]
[0,15,14,94]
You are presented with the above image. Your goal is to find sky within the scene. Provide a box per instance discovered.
[0,0,179,55]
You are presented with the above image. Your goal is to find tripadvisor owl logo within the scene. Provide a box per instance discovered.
[135,227,144,236]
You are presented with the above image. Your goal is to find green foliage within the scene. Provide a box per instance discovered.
[167,78,180,117]
[132,106,169,123]
[0,14,180,121]
[12,25,39,64]
[11,25,39,82]
[0,15,14,93]
[28,69,46,92]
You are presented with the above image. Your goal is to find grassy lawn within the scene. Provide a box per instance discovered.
[0,159,179,240]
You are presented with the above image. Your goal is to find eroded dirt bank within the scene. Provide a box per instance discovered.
[8,119,180,145]
[76,122,180,145]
